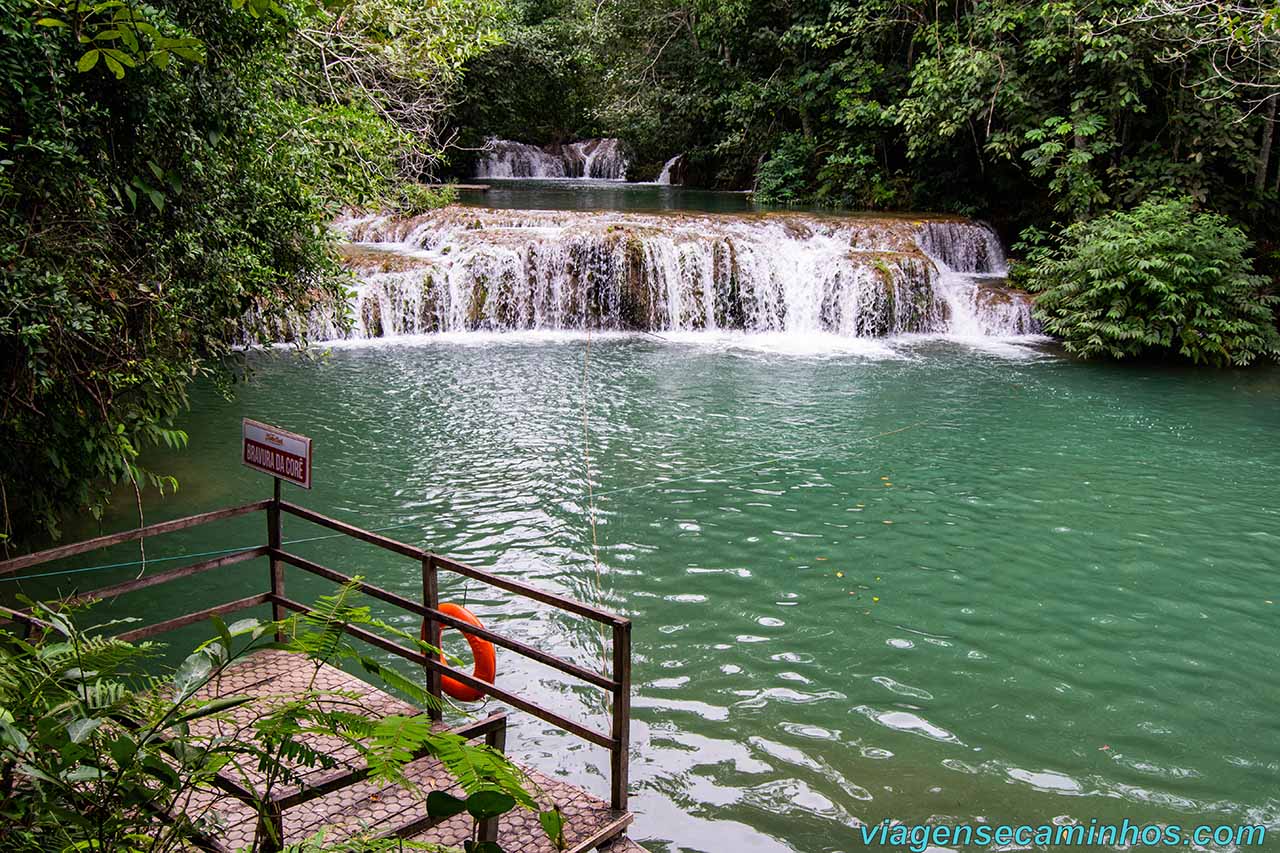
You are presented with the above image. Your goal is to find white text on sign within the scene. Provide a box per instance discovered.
[242,419,312,489]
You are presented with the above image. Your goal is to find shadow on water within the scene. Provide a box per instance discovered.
[459,178,760,214]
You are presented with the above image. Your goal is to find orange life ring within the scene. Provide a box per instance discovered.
[422,602,496,702]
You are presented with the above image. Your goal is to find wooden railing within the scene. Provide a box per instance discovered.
[0,486,632,811]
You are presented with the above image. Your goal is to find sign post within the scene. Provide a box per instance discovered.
[243,419,312,641]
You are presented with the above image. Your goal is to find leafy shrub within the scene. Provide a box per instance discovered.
[395,182,460,215]
[0,0,505,546]
[753,133,816,204]
[1018,197,1280,366]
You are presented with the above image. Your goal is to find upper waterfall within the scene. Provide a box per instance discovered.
[475,138,628,180]
[918,221,1007,274]
[299,209,1039,342]
[655,155,683,185]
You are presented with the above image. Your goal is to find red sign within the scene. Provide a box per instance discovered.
[242,419,312,489]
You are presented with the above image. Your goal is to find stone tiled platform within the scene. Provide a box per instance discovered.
[177,650,633,852]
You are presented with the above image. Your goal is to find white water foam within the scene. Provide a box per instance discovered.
[279,210,1042,352]
[656,154,682,185]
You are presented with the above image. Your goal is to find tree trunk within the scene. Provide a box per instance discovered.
[1256,97,1277,194]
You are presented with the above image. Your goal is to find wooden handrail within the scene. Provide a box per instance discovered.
[116,593,274,643]
[0,494,633,811]
[279,501,628,627]
[434,553,630,628]
[0,604,51,633]
[0,501,271,575]
[66,548,268,606]
[269,594,616,750]
[277,501,424,560]
[272,549,616,690]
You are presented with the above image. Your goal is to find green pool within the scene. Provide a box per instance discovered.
[12,334,1280,852]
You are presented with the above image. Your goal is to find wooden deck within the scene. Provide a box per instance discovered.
[1,495,636,851]
[179,650,633,852]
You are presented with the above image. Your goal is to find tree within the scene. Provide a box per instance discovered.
[286,0,506,188]
[0,0,506,546]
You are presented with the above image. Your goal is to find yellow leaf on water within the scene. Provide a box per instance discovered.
[836,571,844,578]
[883,520,893,525]
[884,482,893,487]
[872,596,880,602]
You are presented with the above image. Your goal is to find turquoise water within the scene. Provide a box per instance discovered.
[11,334,1280,852]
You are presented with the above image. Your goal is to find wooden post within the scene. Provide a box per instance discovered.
[422,554,443,722]
[477,712,507,843]
[268,478,285,642]
[610,620,631,812]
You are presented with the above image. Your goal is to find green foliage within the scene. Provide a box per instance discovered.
[1018,196,1280,365]
[753,133,815,204]
[0,0,506,545]
[30,0,207,79]
[285,0,506,185]
[395,182,460,215]
[266,99,414,207]
[464,0,1280,224]
[0,583,546,852]
[0,0,345,544]
[452,0,602,150]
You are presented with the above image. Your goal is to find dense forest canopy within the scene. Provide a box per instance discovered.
[3,0,1279,544]
[457,0,1280,232]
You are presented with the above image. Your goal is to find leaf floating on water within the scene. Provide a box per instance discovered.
[883,520,894,525]
[836,571,844,578]
[884,482,893,487]
[872,596,880,602]
[880,476,890,481]
[816,556,828,561]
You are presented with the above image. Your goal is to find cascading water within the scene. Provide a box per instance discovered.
[296,210,1039,342]
[655,155,682,185]
[475,138,628,180]
[918,221,1039,336]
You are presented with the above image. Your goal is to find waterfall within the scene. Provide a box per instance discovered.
[475,138,628,180]
[656,155,682,185]
[918,221,1007,274]
[918,221,1039,337]
[312,209,1039,341]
